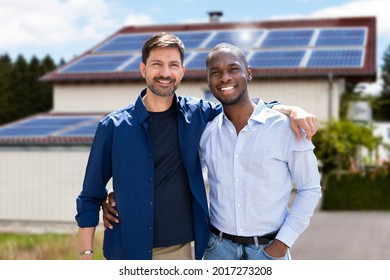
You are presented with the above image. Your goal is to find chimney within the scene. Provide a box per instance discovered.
[208,11,223,23]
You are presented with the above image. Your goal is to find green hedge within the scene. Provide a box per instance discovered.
[321,172,390,210]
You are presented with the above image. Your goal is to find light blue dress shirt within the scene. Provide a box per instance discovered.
[199,99,322,248]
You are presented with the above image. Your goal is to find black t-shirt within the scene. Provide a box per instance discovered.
[148,102,194,247]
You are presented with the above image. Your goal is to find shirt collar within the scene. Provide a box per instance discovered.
[249,98,268,126]
[135,89,179,125]
[135,89,149,125]
[219,98,268,129]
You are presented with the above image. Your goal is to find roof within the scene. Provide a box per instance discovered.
[40,16,377,83]
[0,113,104,145]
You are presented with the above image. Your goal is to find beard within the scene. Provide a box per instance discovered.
[147,77,178,97]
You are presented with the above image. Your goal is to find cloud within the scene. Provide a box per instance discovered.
[123,14,155,26]
[0,0,154,60]
[1,0,108,45]
[308,0,390,40]
[268,1,390,40]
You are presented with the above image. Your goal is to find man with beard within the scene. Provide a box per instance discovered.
[199,43,322,260]
[76,33,318,260]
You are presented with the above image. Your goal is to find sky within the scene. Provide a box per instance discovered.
[1,0,389,89]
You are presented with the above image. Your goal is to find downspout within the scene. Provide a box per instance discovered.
[328,72,333,121]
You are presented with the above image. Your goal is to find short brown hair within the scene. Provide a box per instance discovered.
[142,32,185,64]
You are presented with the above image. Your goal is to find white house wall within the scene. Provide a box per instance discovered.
[247,79,343,121]
[53,83,145,113]
[0,147,91,224]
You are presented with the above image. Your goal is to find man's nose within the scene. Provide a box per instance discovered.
[221,70,232,82]
[159,65,172,77]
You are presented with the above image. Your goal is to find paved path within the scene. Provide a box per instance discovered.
[291,211,390,260]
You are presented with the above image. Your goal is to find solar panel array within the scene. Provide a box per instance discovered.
[0,116,101,138]
[60,27,367,73]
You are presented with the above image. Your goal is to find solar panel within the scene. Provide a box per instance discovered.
[205,30,264,49]
[315,28,366,47]
[307,49,364,68]
[185,52,209,69]
[94,34,153,53]
[0,127,56,137]
[174,31,211,49]
[61,122,99,136]
[261,29,314,48]
[0,116,97,137]
[61,55,134,73]
[122,55,142,72]
[249,50,306,68]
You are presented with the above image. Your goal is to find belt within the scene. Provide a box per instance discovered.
[211,225,277,245]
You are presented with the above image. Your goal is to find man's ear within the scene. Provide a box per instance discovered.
[247,66,253,81]
[139,63,146,78]
[180,64,186,81]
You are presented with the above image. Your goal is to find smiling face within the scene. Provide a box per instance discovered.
[206,46,252,106]
[140,47,185,98]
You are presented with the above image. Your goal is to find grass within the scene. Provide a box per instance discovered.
[0,231,104,260]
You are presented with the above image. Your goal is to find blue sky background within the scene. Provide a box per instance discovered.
[0,0,388,82]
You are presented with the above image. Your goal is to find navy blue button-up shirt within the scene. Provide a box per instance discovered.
[75,89,222,260]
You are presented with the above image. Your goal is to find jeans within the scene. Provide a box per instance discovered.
[203,232,291,260]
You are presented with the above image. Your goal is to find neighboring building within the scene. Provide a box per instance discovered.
[373,122,390,164]
[0,16,377,229]
[348,101,390,167]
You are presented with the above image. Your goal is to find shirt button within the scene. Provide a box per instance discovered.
[149,202,153,206]
[148,226,152,230]
[235,154,239,158]
[236,178,240,182]
[237,203,241,207]
[149,177,153,181]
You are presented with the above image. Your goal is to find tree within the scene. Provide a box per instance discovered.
[0,54,56,125]
[373,43,390,120]
[37,55,56,112]
[0,54,13,125]
[312,119,382,186]
[9,54,30,120]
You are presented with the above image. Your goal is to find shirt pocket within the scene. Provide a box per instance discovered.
[242,142,289,191]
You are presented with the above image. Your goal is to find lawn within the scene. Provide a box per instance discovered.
[0,231,104,260]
